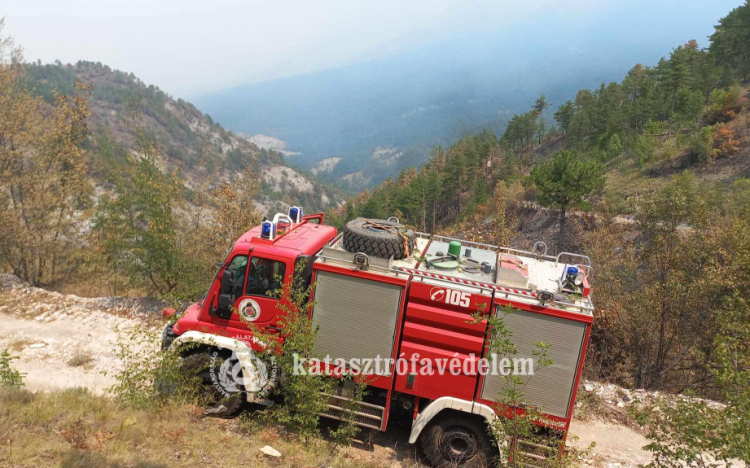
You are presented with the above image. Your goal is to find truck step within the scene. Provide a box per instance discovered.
[517,439,557,451]
[512,436,559,467]
[319,393,385,431]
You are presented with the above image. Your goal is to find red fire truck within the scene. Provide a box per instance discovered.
[163,209,594,467]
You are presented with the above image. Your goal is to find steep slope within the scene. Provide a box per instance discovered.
[25,61,343,214]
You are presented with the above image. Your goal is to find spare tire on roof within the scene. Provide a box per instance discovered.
[342,218,415,260]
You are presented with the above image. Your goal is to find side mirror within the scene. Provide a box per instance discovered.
[218,270,236,319]
[221,269,236,294]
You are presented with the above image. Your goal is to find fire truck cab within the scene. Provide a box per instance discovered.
[165,210,594,467]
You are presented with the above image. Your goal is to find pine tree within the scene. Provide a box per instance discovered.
[529,151,605,251]
[554,100,575,137]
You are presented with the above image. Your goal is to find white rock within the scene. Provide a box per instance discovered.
[584,383,594,392]
[28,343,46,349]
[259,445,281,457]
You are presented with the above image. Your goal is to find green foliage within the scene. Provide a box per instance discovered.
[0,349,25,389]
[688,126,713,163]
[633,296,750,466]
[707,85,746,124]
[0,35,93,287]
[633,129,659,166]
[106,322,199,409]
[503,109,543,153]
[601,133,624,162]
[326,375,366,450]
[238,259,366,447]
[584,172,750,393]
[710,1,750,80]
[729,178,750,217]
[530,150,605,211]
[93,133,204,301]
[601,190,633,215]
[550,36,740,171]
[530,150,605,250]
[337,131,511,231]
[554,100,575,136]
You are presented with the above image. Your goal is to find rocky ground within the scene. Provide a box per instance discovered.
[0,274,729,468]
[0,274,163,394]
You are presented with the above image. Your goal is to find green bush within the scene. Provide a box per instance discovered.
[0,349,25,389]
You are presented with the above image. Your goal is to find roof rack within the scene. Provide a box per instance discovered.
[318,229,594,316]
[393,265,594,316]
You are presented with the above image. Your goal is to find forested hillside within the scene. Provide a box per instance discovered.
[24,61,342,213]
[0,28,341,300]
[329,11,749,238]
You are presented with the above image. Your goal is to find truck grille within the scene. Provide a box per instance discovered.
[319,393,385,431]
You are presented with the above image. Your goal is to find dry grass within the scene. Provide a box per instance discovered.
[8,338,33,352]
[67,353,94,368]
[0,388,406,468]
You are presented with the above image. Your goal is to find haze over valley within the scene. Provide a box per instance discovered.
[193,0,740,190]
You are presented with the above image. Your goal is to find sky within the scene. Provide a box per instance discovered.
[3,0,744,99]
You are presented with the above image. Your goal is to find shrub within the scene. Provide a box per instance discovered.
[0,349,25,389]
[688,126,713,163]
[706,86,746,124]
[106,322,198,409]
[67,353,94,368]
[711,125,741,159]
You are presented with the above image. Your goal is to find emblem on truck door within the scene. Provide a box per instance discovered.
[238,298,261,322]
[430,287,471,307]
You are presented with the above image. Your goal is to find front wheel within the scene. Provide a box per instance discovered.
[180,352,245,417]
[421,415,497,467]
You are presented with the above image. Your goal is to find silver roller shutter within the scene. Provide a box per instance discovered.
[311,271,403,376]
[481,308,587,418]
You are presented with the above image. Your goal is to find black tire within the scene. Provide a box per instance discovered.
[421,415,497,468]
[181,353,245,418]
[161,323,176,350]
[342,217,415,260]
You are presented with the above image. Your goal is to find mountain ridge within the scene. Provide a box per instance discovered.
[25,61,343,214]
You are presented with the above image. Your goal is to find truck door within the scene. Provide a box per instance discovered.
[212,254,290,338]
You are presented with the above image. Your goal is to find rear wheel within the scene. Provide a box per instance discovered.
[181,352,245,417]
[421,415,497,467]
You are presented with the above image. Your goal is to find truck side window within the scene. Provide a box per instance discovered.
[226,255,248,298]
[245,257,286,298]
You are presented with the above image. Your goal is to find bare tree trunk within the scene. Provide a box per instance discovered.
[557,206,567,253]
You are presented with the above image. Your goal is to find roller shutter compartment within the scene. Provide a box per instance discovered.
[311,271,403,376]
[481,308,587,418]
